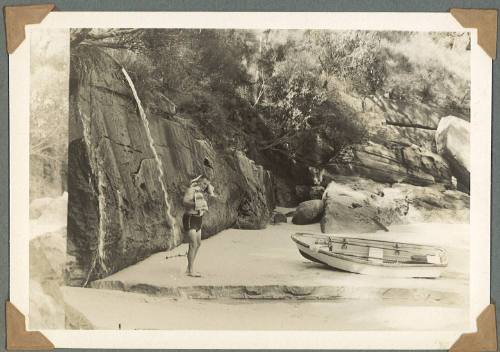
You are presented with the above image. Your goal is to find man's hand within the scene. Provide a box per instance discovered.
[207,183,217,197]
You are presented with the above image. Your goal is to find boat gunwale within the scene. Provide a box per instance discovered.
[293,232,447,251]
[291,233,448,268]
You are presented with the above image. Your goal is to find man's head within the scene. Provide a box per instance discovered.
[198,175,210,190]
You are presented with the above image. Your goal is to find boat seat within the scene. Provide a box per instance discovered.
[368,247,384,264]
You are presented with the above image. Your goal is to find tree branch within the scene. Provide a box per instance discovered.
[266,146,314,167]
[385,120,437,130]
[253,82,266,107]
[259,130,296,150]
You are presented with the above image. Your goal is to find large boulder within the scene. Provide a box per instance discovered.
[292,200,325,225]
[67,45,275,285]
[327,142,452,187]
[320,181,395,234]
[435,116,470,192]
[320,177,470,234]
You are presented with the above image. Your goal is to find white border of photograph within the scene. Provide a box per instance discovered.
[10,11,491,349]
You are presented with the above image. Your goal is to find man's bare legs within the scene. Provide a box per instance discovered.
[186,228,202,277]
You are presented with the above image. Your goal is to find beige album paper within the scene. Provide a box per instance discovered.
[9,11,492,349]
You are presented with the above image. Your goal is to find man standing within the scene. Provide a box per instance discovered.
[182,175,216,277]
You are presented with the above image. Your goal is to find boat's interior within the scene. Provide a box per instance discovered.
[293,233,446,265]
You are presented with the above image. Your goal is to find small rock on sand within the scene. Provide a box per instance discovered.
[292,200,325,225]
[271,212,287,224]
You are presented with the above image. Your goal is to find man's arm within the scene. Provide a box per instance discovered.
[183,187,196,207]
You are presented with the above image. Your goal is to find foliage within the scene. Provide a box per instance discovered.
[382,48,470,118]
[68,28,471,172]
[312,99,369,161]
[30,29,69,198]
[311,31,388,99]
[380,31,470,118]
[258,49,327,151]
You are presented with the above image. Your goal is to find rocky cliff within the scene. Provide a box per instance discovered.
[67,45,275,286]
[327,142,452,188]
[321,91,469,193]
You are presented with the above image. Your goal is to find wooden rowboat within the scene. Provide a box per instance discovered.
[291,232,448,278]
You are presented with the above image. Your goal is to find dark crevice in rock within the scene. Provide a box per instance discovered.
[104,173,120,204]
[90,84,131,100]
[131,157,154,178]
[398,146,410,173]
[357,149,401,165]
[204,158,214,169]
[100,135,143,153]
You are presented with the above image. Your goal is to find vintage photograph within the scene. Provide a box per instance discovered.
[29,27,471,332]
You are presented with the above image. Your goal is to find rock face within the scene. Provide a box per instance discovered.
[435,116,470,192]
[67,45,275,285]
[326,94,470,191]
[394,183,470,223]
[292,200,325,225]
[274,177,298,207]
[347,93,447,151]
[320,177,470,234]
[328,142,452,187]
[295,185,325,202]
[233,151,276,230]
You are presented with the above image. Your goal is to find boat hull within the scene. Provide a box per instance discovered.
[293,233,447,278]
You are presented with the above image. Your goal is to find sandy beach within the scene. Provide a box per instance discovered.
[62,218,469,330]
